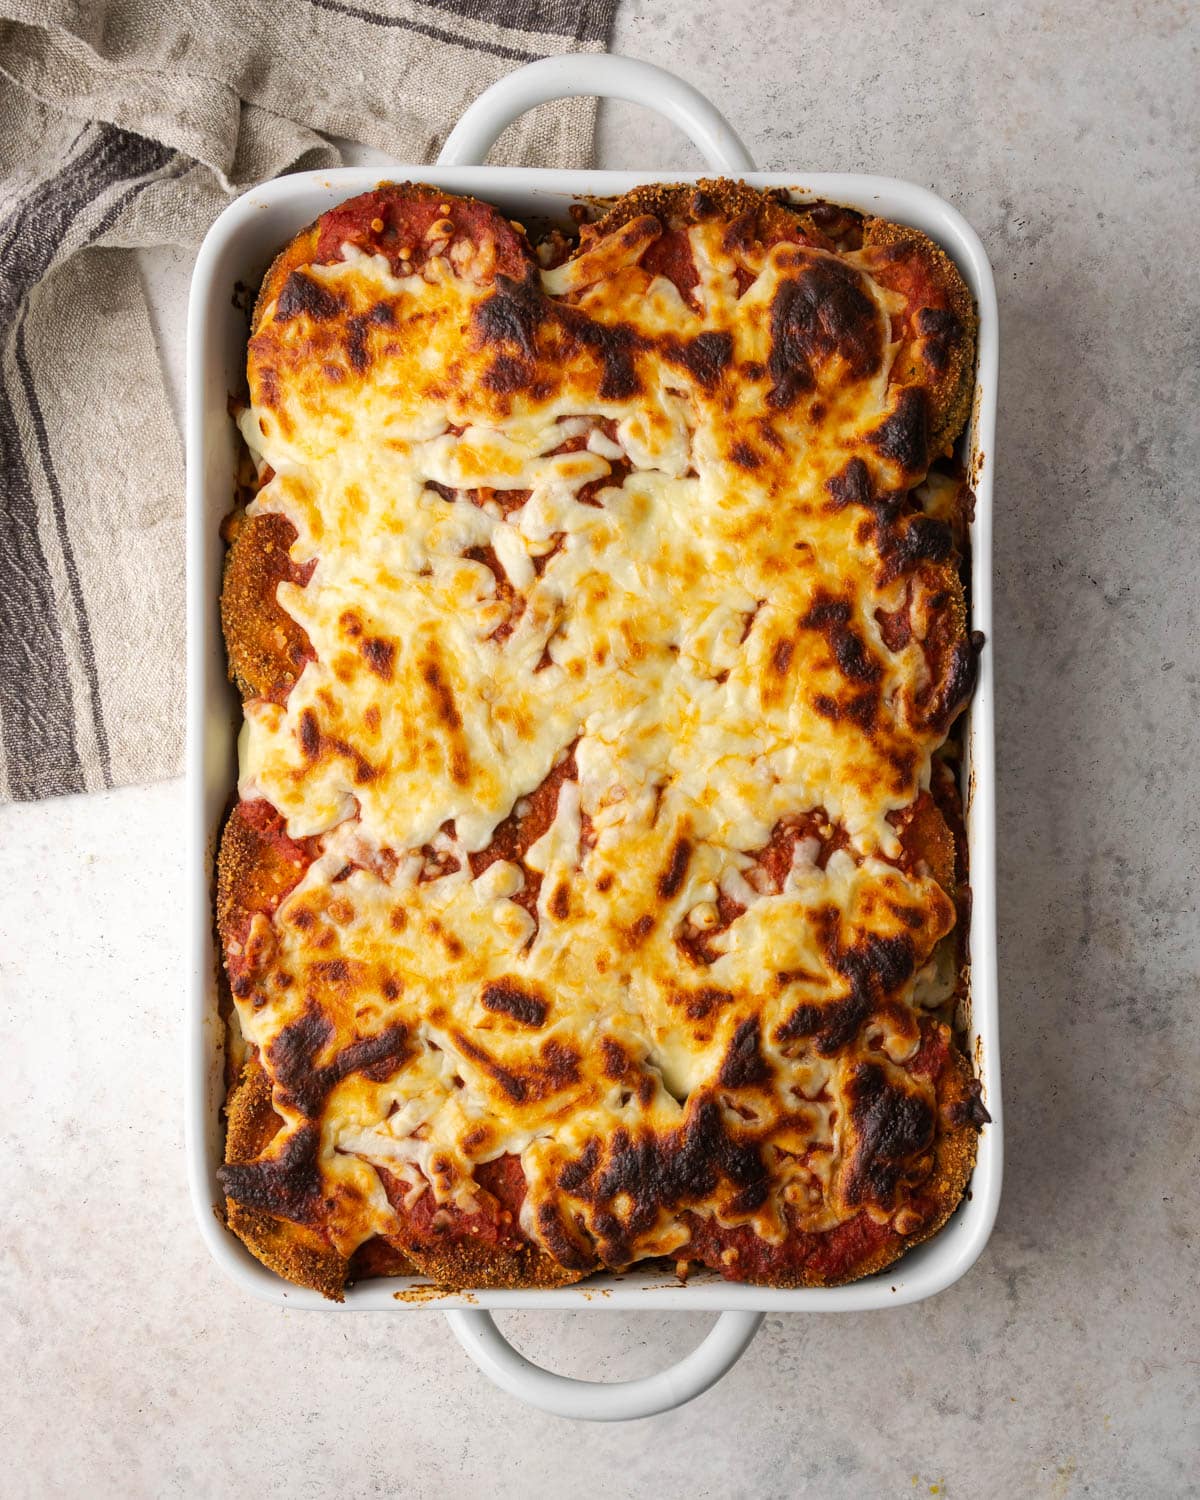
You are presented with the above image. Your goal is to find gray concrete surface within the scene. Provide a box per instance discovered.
[2,1,1197,1494]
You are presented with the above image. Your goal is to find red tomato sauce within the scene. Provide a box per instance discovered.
[377,1158,525,1253]
[315,187,530,281]
[224,799,318,989]
[755,811,848,890]
[682,1204,896,1284]
[907,1020,951,1082]
[640,228,700,307]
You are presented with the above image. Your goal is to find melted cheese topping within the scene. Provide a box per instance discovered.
[229,198,969,1272]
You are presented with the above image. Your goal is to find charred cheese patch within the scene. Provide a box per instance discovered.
[219,181,984,1295]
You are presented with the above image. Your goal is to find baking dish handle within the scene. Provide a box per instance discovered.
[437,54,756,173]
[444,1307,763,1421]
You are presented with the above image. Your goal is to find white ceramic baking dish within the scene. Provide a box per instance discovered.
[185,53,1002,1422]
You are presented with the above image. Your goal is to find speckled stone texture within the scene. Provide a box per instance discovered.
[1,2,1197,1494]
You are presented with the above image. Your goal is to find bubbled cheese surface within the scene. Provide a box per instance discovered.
[229,199,965,1269]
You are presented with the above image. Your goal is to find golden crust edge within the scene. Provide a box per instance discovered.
[214,799,261,959]
[221,1057,349,1302]
[581,177,799,238]
[250,223,321,338]
[395,1234,587,1292]
[860,215,978,459]
[219,512,311,704]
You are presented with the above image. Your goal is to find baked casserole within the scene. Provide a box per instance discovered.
[216,179,988,1299]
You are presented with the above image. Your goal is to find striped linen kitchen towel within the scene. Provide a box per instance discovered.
[0,0,616,802]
